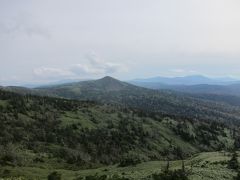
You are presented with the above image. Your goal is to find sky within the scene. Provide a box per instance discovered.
[1,0,240,85]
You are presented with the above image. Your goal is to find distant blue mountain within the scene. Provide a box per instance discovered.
[132,75,239,85]
[130,75,240,97]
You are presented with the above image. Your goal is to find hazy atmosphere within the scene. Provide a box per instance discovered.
[1,0,240,85]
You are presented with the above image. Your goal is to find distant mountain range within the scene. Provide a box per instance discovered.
[129,75,240,97]
[131,75,239,85]
[130,77,240,97]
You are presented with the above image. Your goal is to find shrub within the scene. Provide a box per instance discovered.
[118,153,142,167]
[0,144,30,166]
[48,171,61,180]
[234,171,240,180]
[152,169,188,180]
[228,152,239,170]
[84,174,128,180]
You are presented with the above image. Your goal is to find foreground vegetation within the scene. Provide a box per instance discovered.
[0,151,239,179]
[1,85,240,179]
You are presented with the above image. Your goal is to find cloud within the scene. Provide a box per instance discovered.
[170,69,185,73]
[33,53,128,80]
[33,67,73,79]
[170,69,197,74]
[71,53,128,76]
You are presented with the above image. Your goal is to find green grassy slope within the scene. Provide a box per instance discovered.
[0,151,238,180]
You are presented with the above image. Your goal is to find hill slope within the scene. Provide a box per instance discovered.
[34,76,240,125]
[0,89,240,179]
[1,151,238,180]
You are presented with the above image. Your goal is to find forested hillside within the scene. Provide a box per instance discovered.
[4,76,240,126]
[33,76,240,125]
[0,89,239,169]
[2,80,240,179]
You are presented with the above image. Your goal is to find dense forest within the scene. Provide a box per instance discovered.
[0,88,240,179]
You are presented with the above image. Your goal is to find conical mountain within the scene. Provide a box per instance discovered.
[80,76,135,92]
[35,76,141,100]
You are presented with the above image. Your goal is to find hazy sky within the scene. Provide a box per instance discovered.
[1,0,240,85]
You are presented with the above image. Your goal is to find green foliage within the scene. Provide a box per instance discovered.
[0,144,32,166]
[0,151,238,180]
[0,89,240,180]
[228,152,239,170]
[48,171,61,180]
[234,171,240,180]
[83,174,129,180]
[152,169,188,180]
[84,174,108,180]
[118,152,142,167]
[0,89,238,168]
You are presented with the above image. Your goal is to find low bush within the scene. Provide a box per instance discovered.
[152,169,188,180]
[118,152,142,167]
[48,171,61,180]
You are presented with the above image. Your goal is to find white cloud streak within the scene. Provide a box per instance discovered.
[33,53,128,80]
[71,53,128,75]
[33,67,74,79]
[170,69,197,74]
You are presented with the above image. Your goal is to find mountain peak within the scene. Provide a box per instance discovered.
[93,76,133,91]
[96,76,124,84]
[99,76,117,81]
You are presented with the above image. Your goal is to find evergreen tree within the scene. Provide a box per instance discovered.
[228,152,239,170]
[182,160,185,173]
[164,160,170,173]
[234,171,240,180]
[48,171,61,180]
